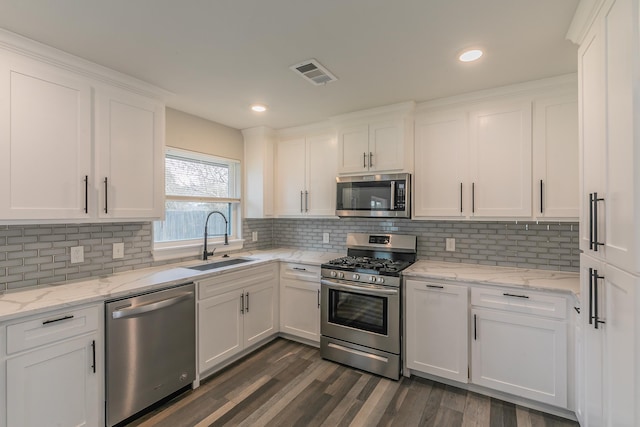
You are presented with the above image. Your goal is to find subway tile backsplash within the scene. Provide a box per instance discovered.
[0,218,578,292]
[269,218,580,272]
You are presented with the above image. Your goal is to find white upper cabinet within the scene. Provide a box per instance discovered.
[468,100,532,218]
[275,128,336,217]
[0,31,165,223]
[577,0,640,274]
[242,126,275,219]
[334,102,414,175]
[0,52,92,220]
[95,85,165,220]
[414,111,468,217]
[414,78,576,221]
[533,94,579,219]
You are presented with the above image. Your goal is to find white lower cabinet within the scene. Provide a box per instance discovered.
[279,263,321,343]
[1,305,102,427]
[197,264,278,374]
[471,288,568,408]
[579,254,637,427]
[405,280,468,382]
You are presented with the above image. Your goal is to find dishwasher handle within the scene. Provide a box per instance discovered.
[112,292,194,319]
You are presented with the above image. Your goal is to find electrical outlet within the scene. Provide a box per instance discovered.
[323,232,330,244]
[252,231,258,242]
[113,242,124,259]
[70,246,84,263]
[445,238,456,252]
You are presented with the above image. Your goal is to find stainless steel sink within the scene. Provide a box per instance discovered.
[186,257,254,271]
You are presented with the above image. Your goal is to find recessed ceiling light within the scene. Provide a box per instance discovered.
[459,49,483,62]
[251,104,267,112]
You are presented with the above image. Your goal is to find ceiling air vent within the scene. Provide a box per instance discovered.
[290,59,338,86]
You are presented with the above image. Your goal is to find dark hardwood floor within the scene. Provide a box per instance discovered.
[127,338,578,427]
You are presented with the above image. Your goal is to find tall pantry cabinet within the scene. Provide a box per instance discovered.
[570,0,639,425]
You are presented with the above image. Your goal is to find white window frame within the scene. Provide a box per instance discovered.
[153,147,243,261]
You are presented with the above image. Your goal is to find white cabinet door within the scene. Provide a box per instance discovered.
[6,334,99,427]
[578,0,640,273]
[280,278,320,342]
[405,280,468,383]
[369,120,404,172]
[0,54,91,220]
[580,254,637,427]
[602,264,636,427]
[337,124,369,174]
[533,94,579,219]
[243,280,277,347]
[95,86,164,220]
[471,308,567,408]
[579,255,604,427]
[275,137,306,216]
[306,134,336,216]
[414,111,468,217]
[198,289,243,373]
[469,101,532,218]
[579,20,607,254]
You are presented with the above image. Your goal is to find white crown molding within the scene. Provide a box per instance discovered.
[415,73,577,113]
[276,120,335,139]
[330,101,416,125]
[0,28,172,100]
[566,0,606,45]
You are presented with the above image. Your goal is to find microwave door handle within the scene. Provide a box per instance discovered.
[390,181,396,210]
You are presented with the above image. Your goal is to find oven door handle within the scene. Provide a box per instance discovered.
[321,279,398,296]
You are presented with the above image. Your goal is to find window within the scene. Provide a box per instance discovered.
[153,148,241,259]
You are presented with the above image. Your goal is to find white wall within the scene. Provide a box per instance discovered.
[165,108,243,160]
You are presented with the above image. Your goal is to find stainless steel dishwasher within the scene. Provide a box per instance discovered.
[105,283,196,426]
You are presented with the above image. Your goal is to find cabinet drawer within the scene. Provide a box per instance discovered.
[198,263,278,300]
[6,305,100,355]
[471,287,567,319]
[280,263,320,282]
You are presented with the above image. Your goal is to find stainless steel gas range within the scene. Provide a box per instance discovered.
[320,232,417,380]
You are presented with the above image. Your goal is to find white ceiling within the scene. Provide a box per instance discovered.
[0,0,579,130]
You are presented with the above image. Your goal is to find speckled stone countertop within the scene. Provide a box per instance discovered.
[403,260,580,297]
[0,249,343,322]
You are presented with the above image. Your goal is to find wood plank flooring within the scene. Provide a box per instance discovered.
[126,338,578,427]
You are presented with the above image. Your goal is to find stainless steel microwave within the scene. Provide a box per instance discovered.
[336,173,410,218]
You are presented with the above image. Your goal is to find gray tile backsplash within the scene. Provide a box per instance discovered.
[0,218,579,292]
[269,218,580,272]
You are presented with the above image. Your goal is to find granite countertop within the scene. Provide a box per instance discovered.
[0,249,343,323]
[403,260,580,297]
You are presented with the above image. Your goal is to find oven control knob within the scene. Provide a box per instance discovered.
[338,272,345,279]
[377,277,385,284]
[369,276,376,282]
[353,274,360,280]
[330,271,337,278]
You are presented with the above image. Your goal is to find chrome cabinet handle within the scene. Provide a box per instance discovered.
[300,191,303,213]
[369,152,373,168]
[540,179,544,214]
[363,152,367,168]
[592,192,605,251]
[245,292,249,313]
[305,191,309,212]
[460,182,463,213]
[240,293,244,314]
[293,267,307,271]
[317,289,320,308]
[474,314,477,340]
[426,284,444,289]
[591,269,605,329]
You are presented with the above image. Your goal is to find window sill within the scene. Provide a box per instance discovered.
[152,239,245,262]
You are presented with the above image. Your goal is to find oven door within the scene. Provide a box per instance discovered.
[320,278,400,354]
